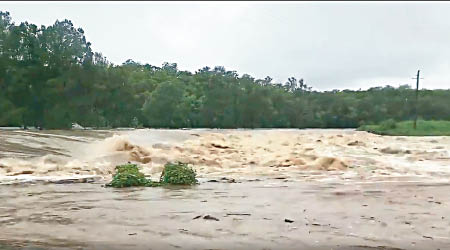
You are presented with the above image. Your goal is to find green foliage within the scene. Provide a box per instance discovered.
[106,164,160,188]
[379,119,397,130]
[1,12,449,129]
[142,81,187,128]
[160,162,198,185]
[106,162,198,188]
[358,120,450,136]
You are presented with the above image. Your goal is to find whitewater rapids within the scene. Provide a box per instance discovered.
[1,128,449,183]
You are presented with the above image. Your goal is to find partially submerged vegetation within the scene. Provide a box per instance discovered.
[106,162,198,188]
[160,162,198,185]
[358,120,450,136]
[106,164,160,188]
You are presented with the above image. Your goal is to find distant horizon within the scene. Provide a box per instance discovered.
[2,1,450,91]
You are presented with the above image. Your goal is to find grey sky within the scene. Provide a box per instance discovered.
[3,1,450,91]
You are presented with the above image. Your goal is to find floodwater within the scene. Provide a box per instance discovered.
[0,129,449,249]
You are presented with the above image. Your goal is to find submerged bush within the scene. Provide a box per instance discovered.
[106,162,198,188]
[160,162,198,185]
[106,164,160,188]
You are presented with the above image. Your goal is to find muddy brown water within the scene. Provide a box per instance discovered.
[0,129,449,249]
[1,180,450,250]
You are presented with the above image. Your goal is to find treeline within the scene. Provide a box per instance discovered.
[1,11,449,129]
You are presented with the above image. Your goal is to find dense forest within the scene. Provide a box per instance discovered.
[1,11,449,129]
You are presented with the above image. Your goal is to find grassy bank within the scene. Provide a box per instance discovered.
[358,120,450,136]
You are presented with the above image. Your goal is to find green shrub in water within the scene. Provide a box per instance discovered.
[160,162,198,185]
[106,162,198,188]
[106,164,160,188]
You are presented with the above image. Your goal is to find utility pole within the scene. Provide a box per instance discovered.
[412,70,423,129]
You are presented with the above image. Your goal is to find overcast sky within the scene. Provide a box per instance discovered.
[3,1,450,91]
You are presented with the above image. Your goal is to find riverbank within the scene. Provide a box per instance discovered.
[358,120,450,136]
